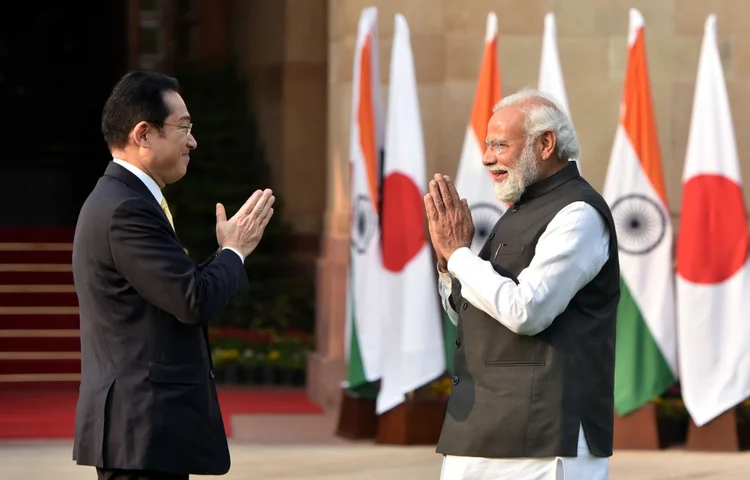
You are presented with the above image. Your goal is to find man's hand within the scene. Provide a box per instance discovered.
[215,189,275,258]
[424,174,474,266]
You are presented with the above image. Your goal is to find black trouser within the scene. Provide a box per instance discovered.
[96,468,188,480]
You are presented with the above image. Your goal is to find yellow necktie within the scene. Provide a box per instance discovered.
[160,197,174,229]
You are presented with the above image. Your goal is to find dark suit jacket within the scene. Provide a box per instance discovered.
[71,161,249,475]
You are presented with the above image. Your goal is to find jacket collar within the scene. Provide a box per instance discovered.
[518,161,580,203]
[103,161,160,206]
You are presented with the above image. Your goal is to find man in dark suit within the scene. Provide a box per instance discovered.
[71,71,275,480]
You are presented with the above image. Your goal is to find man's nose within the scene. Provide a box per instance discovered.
[187,134,197,150]
[482,149,497,166]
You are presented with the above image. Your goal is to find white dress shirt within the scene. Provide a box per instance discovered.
[112,158,244,263]
[438,201,611,480]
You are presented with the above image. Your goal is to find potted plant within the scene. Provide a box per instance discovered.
[274,332,310,386]
[211,345,241,383]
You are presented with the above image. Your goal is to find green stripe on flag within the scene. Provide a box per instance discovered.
[346,307,378,399]
[614,278,676,415]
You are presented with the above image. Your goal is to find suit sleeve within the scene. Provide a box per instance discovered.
[108,198,250,325]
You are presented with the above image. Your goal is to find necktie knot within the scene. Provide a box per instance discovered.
[160,197,174,229]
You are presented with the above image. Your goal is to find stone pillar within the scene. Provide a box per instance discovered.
[306,152,350,410]
[229,0,328,238]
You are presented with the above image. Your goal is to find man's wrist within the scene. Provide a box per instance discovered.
[444,247,459,264]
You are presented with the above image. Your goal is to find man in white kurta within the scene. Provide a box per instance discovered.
[437,201,610,480]
[424,88,614,480]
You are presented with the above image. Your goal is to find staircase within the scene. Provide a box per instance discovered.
[0,228,80,391]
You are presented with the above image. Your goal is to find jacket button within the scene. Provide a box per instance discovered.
[209,369,215,379]
[452,375,459,385]
[487,233,494,240]
[454,339,460,348]
[512,205,519,212]
[461,302,468,310]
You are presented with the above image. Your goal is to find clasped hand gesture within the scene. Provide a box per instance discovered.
[215,189,275,258]
[424,174,475,270]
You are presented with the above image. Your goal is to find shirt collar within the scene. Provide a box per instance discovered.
[112,158,163,205]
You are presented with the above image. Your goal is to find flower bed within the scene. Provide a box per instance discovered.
[209,327,314,386]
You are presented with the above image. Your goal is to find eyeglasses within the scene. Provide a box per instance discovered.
[484,135,526,155]
[163,122,193,137]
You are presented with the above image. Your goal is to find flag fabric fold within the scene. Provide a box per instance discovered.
[344,7,385,398]
[676,14,750,427]
[602,8,677,416]
[377,13,446,414]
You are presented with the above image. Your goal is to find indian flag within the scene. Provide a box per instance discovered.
[447,12,504,372]
[344,7,385,398]
[376,13,446,414]
[602,9,677,416]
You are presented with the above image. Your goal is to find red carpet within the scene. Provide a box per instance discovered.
[0,388,323,439]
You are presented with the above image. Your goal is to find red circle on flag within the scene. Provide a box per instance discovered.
[381,172,427,272]
[677,174,749,283]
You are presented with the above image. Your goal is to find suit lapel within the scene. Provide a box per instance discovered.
[104,161,159,206]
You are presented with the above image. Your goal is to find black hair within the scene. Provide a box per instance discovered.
[101,70,181,150]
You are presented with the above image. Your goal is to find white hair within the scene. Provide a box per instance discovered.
[492,87,580,162]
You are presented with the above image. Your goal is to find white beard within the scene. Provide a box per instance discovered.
[492,142,544,204]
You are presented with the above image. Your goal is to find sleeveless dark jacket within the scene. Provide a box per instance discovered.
[436,162,620,458]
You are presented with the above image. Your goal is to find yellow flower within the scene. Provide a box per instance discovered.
[215,348,239,361]
[268,350,280,361]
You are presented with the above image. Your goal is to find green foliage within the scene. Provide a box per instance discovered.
[165,61,314,333]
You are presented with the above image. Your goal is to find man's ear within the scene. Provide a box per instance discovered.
[132,121,151,148]
[539,130,557,161]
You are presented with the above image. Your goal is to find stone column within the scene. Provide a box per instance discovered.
[306,0,363,411]
[306,152,350,410]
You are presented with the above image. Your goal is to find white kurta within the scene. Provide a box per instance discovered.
[438,201,611,480]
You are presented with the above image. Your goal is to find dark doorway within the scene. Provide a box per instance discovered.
[0,1,128,227]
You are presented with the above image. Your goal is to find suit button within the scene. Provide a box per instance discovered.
[210,369,215,379]
[461,302,468,310]
[452,375,459,385]
[487,233,494,240]
[454,339,461,348]
[512,205,520,212]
